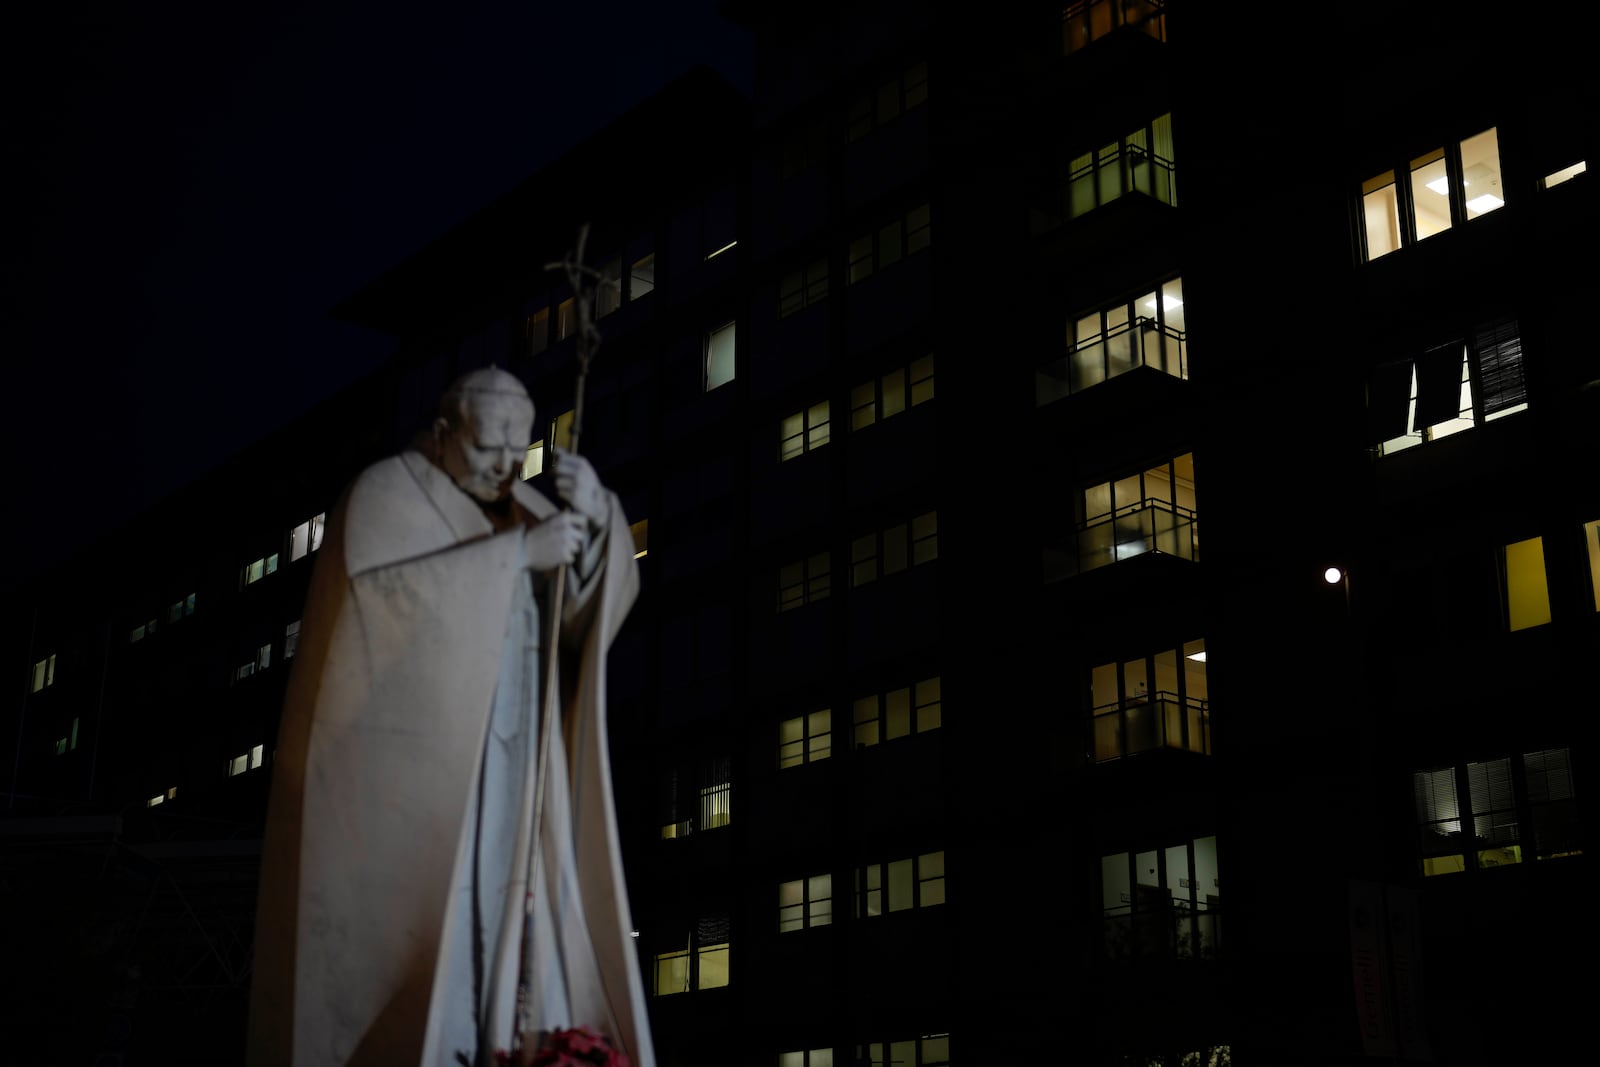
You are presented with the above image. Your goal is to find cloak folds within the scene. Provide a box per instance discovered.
[247,450,650,1067]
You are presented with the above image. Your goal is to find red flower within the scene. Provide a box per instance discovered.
[527,1026,631,1067]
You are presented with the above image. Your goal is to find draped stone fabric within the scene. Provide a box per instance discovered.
[247,449,650,1067]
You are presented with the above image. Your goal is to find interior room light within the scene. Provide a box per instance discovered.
[1186,650,1207,662]
[1144,296,1184,311]
[1465,194,1505,213]
[705,240,737,260]
[1323,566,1344,584]
[1425,177,1450,195]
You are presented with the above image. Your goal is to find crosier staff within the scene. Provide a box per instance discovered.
[488,223,623,1065]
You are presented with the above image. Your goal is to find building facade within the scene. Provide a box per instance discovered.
[4,3,1595,1064]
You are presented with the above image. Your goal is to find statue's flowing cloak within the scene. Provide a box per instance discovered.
[247,450,650,1067]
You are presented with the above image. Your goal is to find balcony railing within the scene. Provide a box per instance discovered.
[1075,500,1198,575]
[1063,0,1168,56]
[1036,317,1188,405]
[1104,902,1221,961]
[1092,691,1211,761]
[1069,141,1177,218]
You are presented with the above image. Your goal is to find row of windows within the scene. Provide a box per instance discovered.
[1360,128,1504,261]
[779,202,932,319]
[1413,747,1579,875]
[1367,318,1526,455]
[779,512,939,612]
[241,512,327,588]
[129,592,197,644]
[776,58,928,180]
[525,252,656,357]
[779,851,946,931]
[778,675,943,769]
[781,1035,950,1067]
[779,355,936,462]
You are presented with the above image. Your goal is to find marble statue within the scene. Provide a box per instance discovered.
[247,367,652,1067]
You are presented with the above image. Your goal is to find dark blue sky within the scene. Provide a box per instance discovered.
[1,1,752,593]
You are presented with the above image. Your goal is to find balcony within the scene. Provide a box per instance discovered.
[1063,0,1168,57]
[1092,690,1211,761]
[1104,901,1222,961]
[1074,499,1198,575]
[1037,316,1188,405]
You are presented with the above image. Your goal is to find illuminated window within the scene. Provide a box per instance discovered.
[1584,519,1600,611]
[852,356,934,430]
[30,653,56,693]
[522,440,545,479]
[851,512,937,587]
[597,258,622,317]
[1100,835,1221,959]
[1068,113,1176,218]
[1090,639,1209,761]
[1539,161,1587,189]
[629,254,655,300]
[256,643,272,672]
[654,945,689,996]
[285,620,301,659]
[652,918,730,995]
[780,401,830,461]
[699,758,731,831]
[659,756,731,839]
[777,553,830,612]
[1368,319,1527,456]
[185,593,196,616]
[549,409,575,454]
[778,873,833,932]
[1063,0,1167,54]
[854,851,946,918]
[853,677,941,748]
[1359,128,1503,261]
[779,1050,835,1067]
[228,754,249,776]
[1075,454,1197,574]
[848,205,931,285]
[630,519,649,560]
[525,307,550,356]
[779,259,828,317]
[779,709,832,768]
[129,623,147,643]
[290,513,326,562]
[242,553,279,587]
[556,297,577,341]
[1414,748,1579,875]
[1502,536,1552,631]
[1038,277,1187,403]
[845,59,927,143]
[235,662,255,682]
[704,321,736,392]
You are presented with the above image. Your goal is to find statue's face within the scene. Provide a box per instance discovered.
[439,392,535,504]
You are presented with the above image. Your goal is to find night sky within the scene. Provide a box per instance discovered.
[1,1,752,594]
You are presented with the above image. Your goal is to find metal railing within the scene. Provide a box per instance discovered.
[1091,690,1211,760]
[1069,142,1178,218]
[1063,0,1168,56]
[1103,902,1222,960]
[1075,499,1198,574]
[1036,317,1188,405]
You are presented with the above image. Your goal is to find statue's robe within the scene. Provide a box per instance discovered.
[247,449,651,1067]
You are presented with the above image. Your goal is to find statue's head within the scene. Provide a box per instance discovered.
[433,367,536,504]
